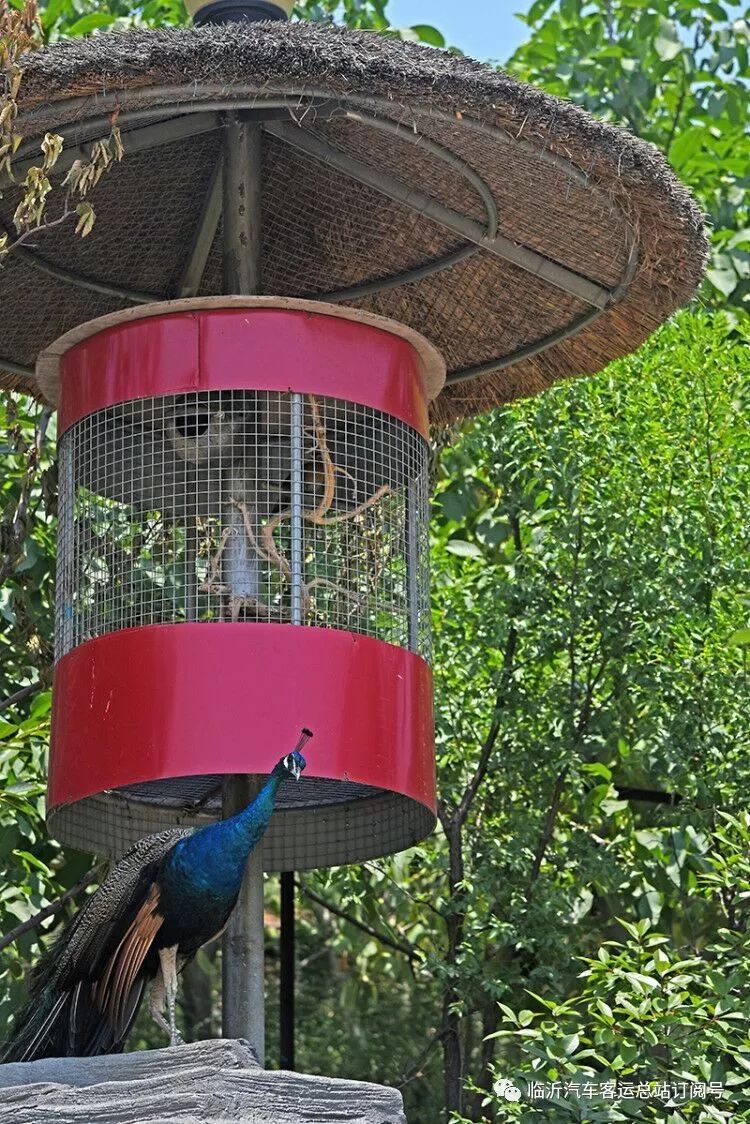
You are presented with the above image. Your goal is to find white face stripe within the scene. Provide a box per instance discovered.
[282,753,302,779]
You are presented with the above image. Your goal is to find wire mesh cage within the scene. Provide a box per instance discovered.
[47,309,438,869]
[56,390,430,658]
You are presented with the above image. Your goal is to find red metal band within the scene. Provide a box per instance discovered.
[48,624,436,815]
[57,308,430,437]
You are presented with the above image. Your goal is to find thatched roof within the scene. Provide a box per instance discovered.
[1,21,707,422]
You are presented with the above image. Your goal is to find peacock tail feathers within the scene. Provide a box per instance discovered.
[1,742,308,1063]
[0,827,191,1063]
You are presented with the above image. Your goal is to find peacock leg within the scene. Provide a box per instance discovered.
[158,945,183,1048]
[148,967,172,1040]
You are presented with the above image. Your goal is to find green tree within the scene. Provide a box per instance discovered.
[426,307,749,1119]
[477,813,750,1122]
[35,0,445,45]
[507,1,750,308]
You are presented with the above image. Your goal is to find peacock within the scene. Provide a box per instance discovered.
[0,731,310,1063]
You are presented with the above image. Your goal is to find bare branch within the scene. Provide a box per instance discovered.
[0,682,40,712]
[3,204,73,252]
[455,624,518,828]
[397,1024,447,1089]
[297,879,421,962]
[529,766,569,883]
[363,860,444,920]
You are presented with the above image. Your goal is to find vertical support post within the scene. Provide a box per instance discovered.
[221,112,266,1062]
[223,114,261,295]
[279,871,296,1070]
[278,395,304,1067]
[406,479,420,653]
[57,437,74,658]
[222,776,265,1057]
[184,514,198,624]
[290,393,304,627]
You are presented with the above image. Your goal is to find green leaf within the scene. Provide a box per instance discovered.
[12,850,51,875]
[40,0,72,30]
[525,0,555,24]
[728,229,750,250]
[557,0,575,18]
[64,12,118,36]
[445,540,482,560]
[654,17,682,60]
[728,628,750,647]
[580,762,612,781]
[409,24,445,48]
[29,691,51,719]
[668,126,705,168]
[707,260,738,299]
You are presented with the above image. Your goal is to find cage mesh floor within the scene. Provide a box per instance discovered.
[47,775,435,870]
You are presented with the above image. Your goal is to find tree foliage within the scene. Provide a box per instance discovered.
[480,813,750,1122]
[507,1,750,309]
[426,307,749,1120]
[34,0,445,46]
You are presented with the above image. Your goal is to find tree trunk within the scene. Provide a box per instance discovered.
[442,987,463,1120]
[442,820,465,1119]
[476,1000,499,1122]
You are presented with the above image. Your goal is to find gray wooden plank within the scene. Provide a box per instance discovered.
[0,1039,406,1124]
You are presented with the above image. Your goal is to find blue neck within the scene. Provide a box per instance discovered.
[165,771,284,901]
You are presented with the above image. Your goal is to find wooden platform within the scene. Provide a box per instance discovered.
[0,1038,406,1123]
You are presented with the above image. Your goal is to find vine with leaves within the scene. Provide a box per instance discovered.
[0,0,123,263]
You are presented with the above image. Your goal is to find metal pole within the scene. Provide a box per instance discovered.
[290,393,304,627]
[221,113,266,1062]
[406,479,419,654]
[279,871,296,1070]
[278,398,304,1068]
[185,514,198,624]
[222,775,265,1056]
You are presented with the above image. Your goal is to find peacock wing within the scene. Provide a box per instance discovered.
[79,881,166,1053]
[2,828,192,1062]
[61,829,193,1056]
[48,827,193,992]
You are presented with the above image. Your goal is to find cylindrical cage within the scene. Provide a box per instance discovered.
[44,302,443,869]
[55,390,430,658]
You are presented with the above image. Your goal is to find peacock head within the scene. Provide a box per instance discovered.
[275,728,312,782]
